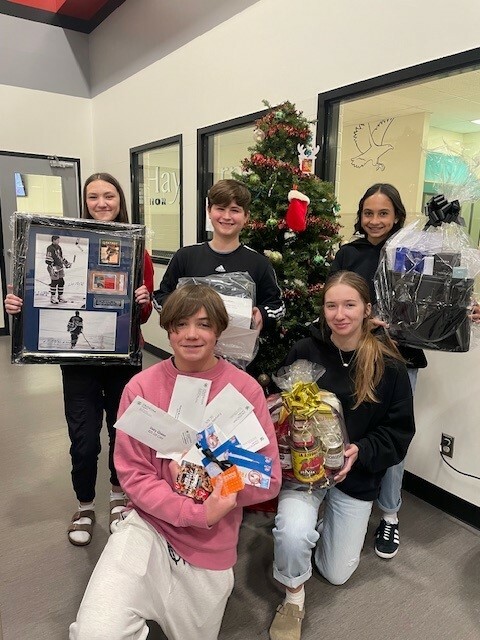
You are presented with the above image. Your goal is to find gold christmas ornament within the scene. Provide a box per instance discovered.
[257,373,271,388]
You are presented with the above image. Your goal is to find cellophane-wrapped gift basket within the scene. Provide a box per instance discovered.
[375,149,480,352]
[269,359,348,492]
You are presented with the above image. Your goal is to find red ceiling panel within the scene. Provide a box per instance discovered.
[7,1,63,10]
[7,0,111,19]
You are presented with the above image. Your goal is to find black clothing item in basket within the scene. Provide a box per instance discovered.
[330,237,427,368]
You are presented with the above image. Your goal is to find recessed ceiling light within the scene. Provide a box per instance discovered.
[471,119,480,125]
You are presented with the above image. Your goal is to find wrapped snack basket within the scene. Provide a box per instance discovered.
[271,359,348,491]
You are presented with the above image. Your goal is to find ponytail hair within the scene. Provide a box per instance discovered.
[322,271,404,408]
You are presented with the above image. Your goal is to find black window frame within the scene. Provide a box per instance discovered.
[130,134,183,265]
[196,108,267,242]
[315,47,480,182]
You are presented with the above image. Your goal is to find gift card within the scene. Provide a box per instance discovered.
[210,466,245,496]
[227,447,272,489]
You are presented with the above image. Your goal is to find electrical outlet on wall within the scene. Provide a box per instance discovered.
[440,433,454,458]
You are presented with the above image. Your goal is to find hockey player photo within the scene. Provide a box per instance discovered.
[45,235,71,304]
[37,309,117,351]
[100,239,120,265]
[67,311,84,348]
[34,234,89,308]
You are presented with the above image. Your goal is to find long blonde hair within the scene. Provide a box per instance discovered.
[322,271,404,408]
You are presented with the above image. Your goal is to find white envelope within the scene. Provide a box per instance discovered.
[219,293,253,329]
[114,396,198,457]
[231,412,270,452]
[168,375,211,428]
[201,383,254,433]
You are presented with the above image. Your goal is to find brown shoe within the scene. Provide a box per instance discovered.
[269,603,305,640]
[109,497,128,532]
[67,510,95,546]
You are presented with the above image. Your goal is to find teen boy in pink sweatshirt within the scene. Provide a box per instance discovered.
[70,284,281,640]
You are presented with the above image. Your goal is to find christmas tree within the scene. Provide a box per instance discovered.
[235,100,341,382]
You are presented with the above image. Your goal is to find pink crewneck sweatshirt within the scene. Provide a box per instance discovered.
[115,357,281,570]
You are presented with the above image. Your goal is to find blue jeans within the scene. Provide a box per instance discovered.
[272,483,373,587]
[376,368,418,515]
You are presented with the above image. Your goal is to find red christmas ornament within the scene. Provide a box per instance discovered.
[285,189,310,232]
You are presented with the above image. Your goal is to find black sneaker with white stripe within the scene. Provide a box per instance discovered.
[374,519,399,559]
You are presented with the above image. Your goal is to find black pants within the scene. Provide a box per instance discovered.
[60,363,141,503]
[70,329,82,348]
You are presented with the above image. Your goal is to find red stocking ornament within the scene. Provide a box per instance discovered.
[285,189,310,232]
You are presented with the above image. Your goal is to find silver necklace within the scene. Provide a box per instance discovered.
[338,347,354,367]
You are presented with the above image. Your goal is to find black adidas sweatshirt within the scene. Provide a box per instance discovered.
[153,242,284,331]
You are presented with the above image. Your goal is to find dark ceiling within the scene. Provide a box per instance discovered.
[0,0,127,33]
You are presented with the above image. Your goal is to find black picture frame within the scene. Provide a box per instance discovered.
[10,214,145,364]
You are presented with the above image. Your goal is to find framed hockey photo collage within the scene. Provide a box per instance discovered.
[10,214,146,365]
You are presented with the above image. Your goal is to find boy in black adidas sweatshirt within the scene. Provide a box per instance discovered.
[153,179,284,332]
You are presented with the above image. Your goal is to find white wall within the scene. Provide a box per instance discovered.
[87,0,480,508]
[409,349,479,507]
[0,84,93,172]
[88,0,262,96]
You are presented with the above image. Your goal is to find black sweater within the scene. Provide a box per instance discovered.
[330,236,384,302]
[329,237,427,369]
[153,243,285,331]
[284,324,415,501]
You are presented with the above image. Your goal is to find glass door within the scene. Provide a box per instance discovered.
[0,152,81,334]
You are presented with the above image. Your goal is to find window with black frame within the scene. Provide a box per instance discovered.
[197,109,266,241]
[131,136,182,264]
[316,48,480,247]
